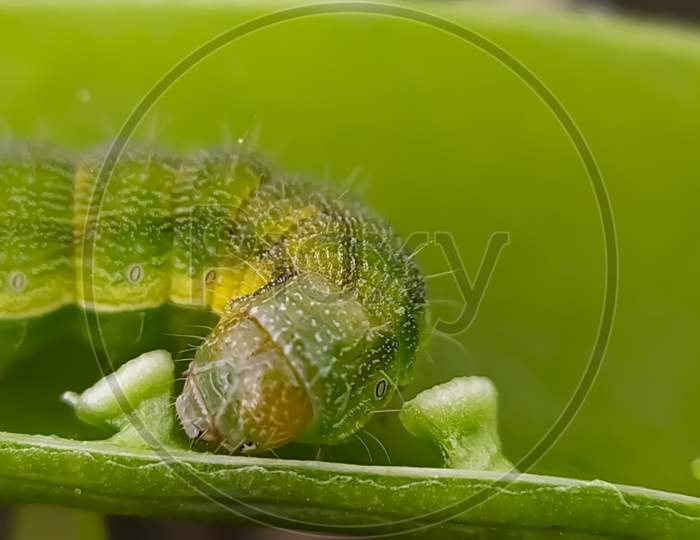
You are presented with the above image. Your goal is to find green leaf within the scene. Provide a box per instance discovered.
[0,2,699,537]
[1,0,698,492]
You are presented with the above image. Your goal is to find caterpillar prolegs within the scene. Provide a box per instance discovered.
[0,145,425,454]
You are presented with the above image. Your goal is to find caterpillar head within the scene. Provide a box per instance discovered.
[175,273,406,454]
[175,312,313,453]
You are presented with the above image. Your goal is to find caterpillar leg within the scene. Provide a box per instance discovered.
[313,446,328,461]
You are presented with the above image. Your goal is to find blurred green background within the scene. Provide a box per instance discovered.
[0,0,699,502]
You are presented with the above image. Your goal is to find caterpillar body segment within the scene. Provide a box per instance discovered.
[0,144,426,453]
[74,151,178,312]
[0,148,75,318]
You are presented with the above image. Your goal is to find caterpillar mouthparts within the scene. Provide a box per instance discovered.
[1,143,426,452]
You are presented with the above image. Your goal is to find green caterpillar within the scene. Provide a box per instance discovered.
[0,144,425,454]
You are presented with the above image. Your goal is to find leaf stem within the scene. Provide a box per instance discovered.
[0,432,698,539]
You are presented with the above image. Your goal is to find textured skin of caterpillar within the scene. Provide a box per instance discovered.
[0,145,425,454]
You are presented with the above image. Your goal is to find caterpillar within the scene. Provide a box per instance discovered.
[0,144,425,454]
